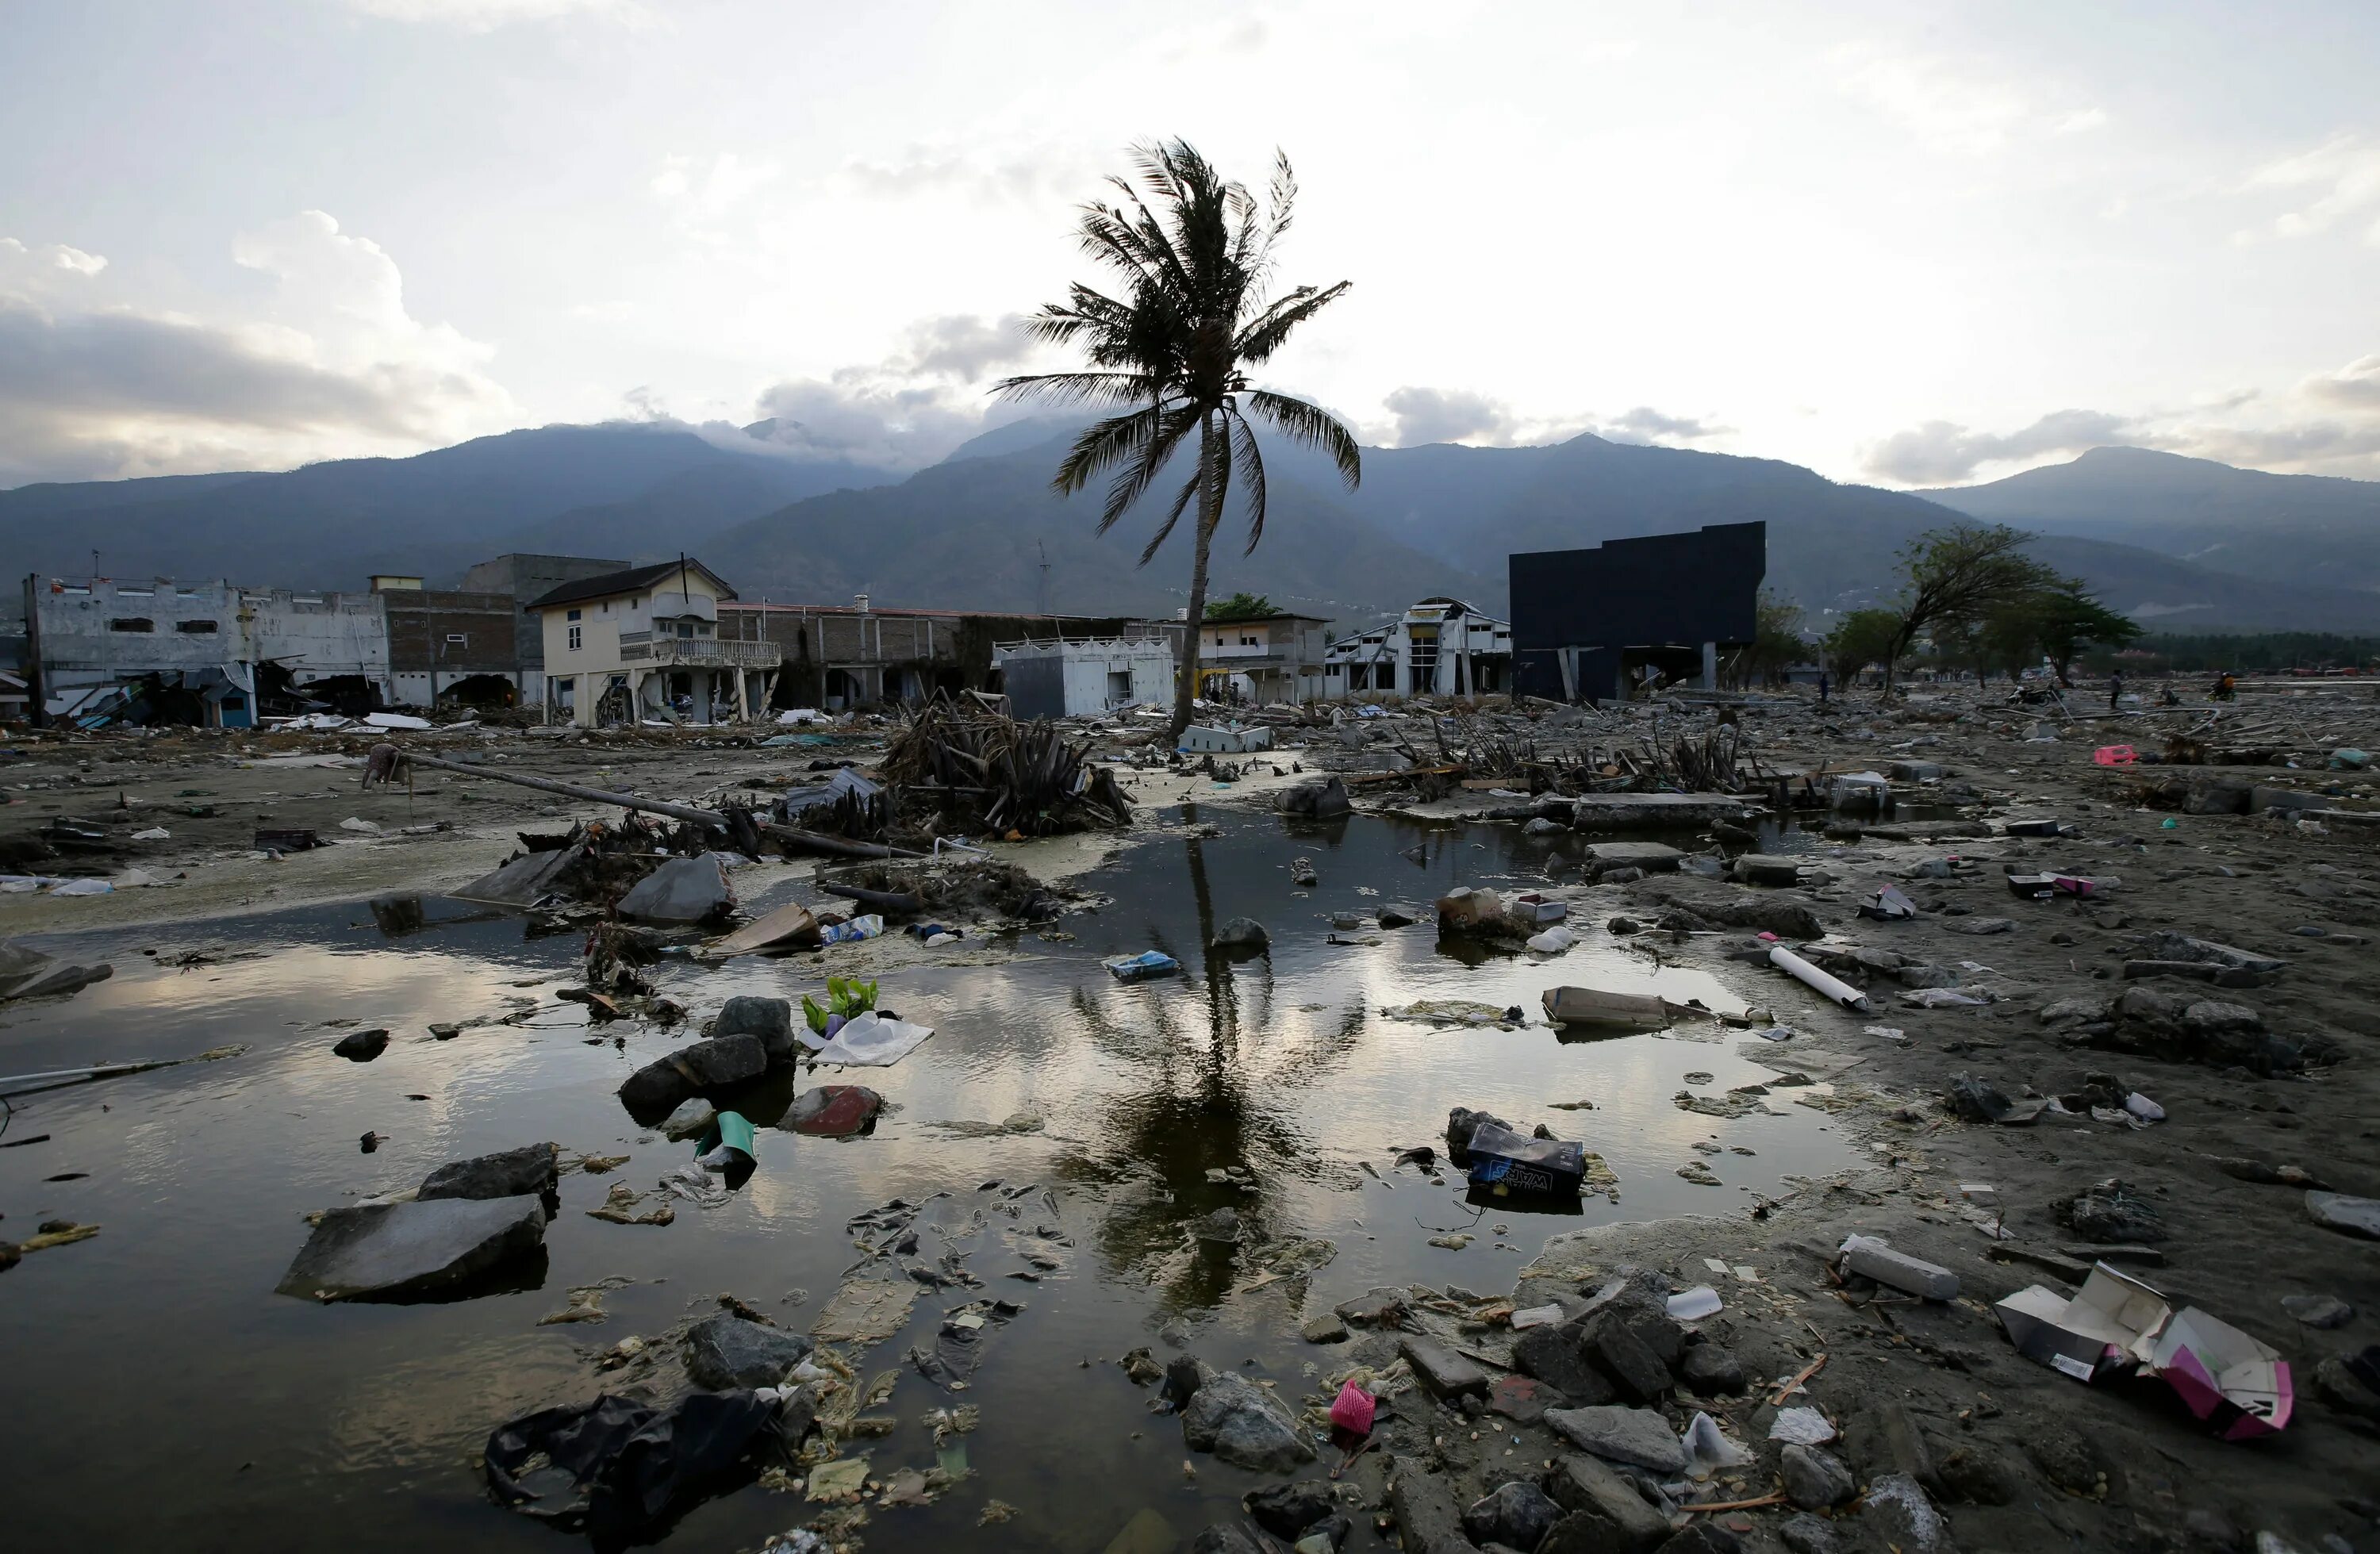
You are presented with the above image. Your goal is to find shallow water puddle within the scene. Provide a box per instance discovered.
[0,808,1860,1551]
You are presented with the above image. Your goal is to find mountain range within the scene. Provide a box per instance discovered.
[3,418,2375,635]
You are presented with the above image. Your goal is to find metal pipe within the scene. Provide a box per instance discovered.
[393,750,924,858]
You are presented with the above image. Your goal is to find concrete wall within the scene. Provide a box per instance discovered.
[457,553,626,671]
[32,577,246,677]
[731,606,1177,708]
[995,638,1174,718]
[248,589,390,692]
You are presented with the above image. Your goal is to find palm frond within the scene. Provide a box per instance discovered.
[992,370,1159,409]
[1224,404,1269,554]
[1246,389,1361,489]
[1233,280,1349,364]
[1050,406,1165,499]
[1136,455,1207,567]
[1098,401,1200,535]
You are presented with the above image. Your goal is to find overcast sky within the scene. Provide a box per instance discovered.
[4,0,2378,490]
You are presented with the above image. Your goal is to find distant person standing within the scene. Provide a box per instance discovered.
[1818,670,1830,704]
[2109,669,2124,710]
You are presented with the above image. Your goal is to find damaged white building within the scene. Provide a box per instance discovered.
[1320,597,1513,700]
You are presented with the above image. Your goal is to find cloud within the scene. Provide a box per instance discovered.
[2239,135,2380,244]
[1599,406,1729,443]
[1381,386,1516,446]
[650,152,781,222]
[342,0,645,29]
[1864,408,2140,484]
[0,212,511,485]
[893,313,1033,383]
[2,237,108,277]
[2302,353,2380,410]
[1832,44,2104,155]
[744,374,996,469]
[1380,387,1724,450]
[839,144,1093,204]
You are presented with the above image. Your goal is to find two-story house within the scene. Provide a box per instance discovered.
[1195,609,1332,706]
[524,558,781,727]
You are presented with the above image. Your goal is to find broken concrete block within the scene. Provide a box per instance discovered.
[1400,1334,1491,1400]
[1543,1406,1688,1474]
[2307,1191,2380,1241]
[1541,1452,1670,1552]
[277,1195,547,1301]
[683,1313,814,1388]
[616,854,733,925]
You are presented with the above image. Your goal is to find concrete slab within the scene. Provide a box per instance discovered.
[277,1195,547,1301]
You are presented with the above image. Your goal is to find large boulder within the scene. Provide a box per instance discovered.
[617,1034,768,1121]
[683,1313,814,1389]
[417,1142,559,1202]
[1211,917,1272,953]
[1177,1360,1317,1473]
[277,1196,547,1301]
[712,996,798,1065]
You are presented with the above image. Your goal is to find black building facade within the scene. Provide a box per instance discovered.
[1508,522,1767,703]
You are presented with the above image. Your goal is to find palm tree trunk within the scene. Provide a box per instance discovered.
[1168,414,1221,745]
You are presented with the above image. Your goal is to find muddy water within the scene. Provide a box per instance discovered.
[0,808,1860,1552]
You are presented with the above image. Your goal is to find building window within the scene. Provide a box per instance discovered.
[116,586,154,598]
[566,625,582,651]
[566,608,582,621]
[109,617,155,632]
[676,623,694,639]
[176,620,219,635]
[446,633,469,645]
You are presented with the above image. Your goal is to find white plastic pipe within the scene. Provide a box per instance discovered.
[1768,945,1870,1011]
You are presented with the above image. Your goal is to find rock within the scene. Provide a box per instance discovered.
[276,1196,547,1301]
[1388,1457,1481,1554]
[1779,1514,1841,1554]
[1188,1525,1273,1554]
[1606,915,1641,934]
[1514,1322,1616,1405]
[2037,994,2108,1025]
[1677,1342,1746,1395]
[1544,1406,1688,1474]
[1296,1515,1350,1552]
[616,854,732,924]
[1526,817,1566,836]
[1104,1508,1179,1554]
[712,995,798,1065]
[616,1033,767,1121]
[1781,1444,1855,1509]
[1196,1207,1242,1244]
[2059,1178,2165,1244]
[1576,1310,1671,1403]
[1463,1482,1561,1551]
[1334,1287,1409,1327]
[1180,1366,1317,1473]
[662,1097,718,1141]
[2281,1294,2355,1329]
[1377,906,1416,929]
[1597,866,1645,885]
[781,1084,883,1138]
[2183,1000,2265,1037]
[1946,1075,2044,1126]
[2313,1349,2380,1422]
[1401,1335,1491,1400]
[1445,1107,1512,1166]
[1863,1472,1955,1554]
[416,1142,558,1201]
[1300,1314,1349,1344]
[2308,1191,2380,1240]
[2017,1423,2102,1496]
[332,1027,390,1061]
[1657,1527,1741,1554]
[1211,917,1271,952]
[1585,842,1684,874]
[1542,1452,1670,1552]
[1488,1374,1565,1424]
[1934,1441,2022,1506]
[1276,776,1352,819]
[1244,1480,1338,1538]
[1729,854,1804,886]
[683,1313,813,1389]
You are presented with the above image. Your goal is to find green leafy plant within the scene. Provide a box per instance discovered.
[802,977,879,1033]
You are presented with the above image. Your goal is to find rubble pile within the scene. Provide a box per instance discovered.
[881,700,1133,838]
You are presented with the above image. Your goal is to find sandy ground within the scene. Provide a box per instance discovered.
[6,695,2379,1551]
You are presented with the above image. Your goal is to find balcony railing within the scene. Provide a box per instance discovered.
[644,638,781,669]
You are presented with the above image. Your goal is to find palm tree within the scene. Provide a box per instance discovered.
[996,138,1360,742]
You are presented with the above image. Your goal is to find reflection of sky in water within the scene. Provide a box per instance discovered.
[0,809,1859,1552]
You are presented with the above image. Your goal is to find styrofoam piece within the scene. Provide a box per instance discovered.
[1768,1406,1835,1445]
[1837,1234,1960,1299]
[1666,1285,1724,1321]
